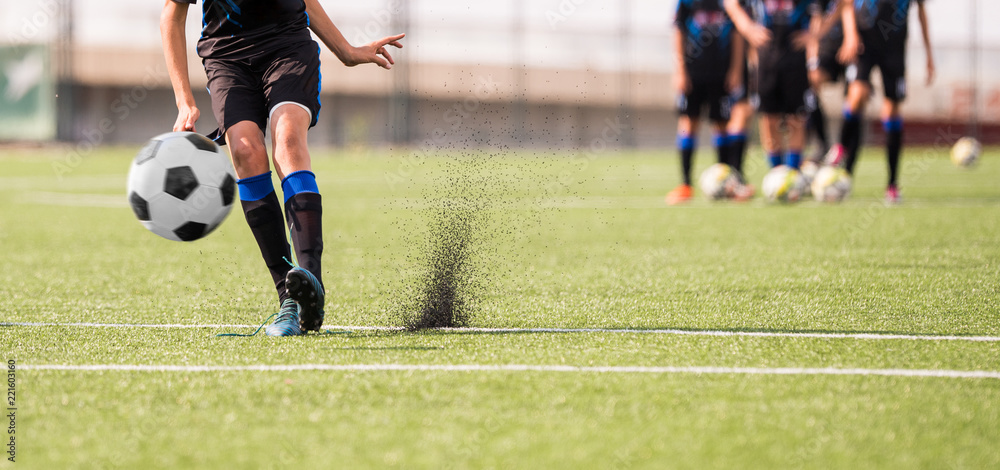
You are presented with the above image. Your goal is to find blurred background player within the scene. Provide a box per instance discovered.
[161,0,403,336]
[824,0,934,204]
[724,0,756,190]
[806,0,859,162]
[666,0,746,205]
[725,0,823,173]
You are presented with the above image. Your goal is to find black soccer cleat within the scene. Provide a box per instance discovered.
[286,267,325,332]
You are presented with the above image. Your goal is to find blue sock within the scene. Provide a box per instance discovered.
[713,134,727,164]
[767,153,782,168]
[677,135,695,152]
[280,170,319,203]
[727,133,747,145]
[712,134,726,148]
[785,152,802,170]
[237,172,274,202]
[882,118,903,133]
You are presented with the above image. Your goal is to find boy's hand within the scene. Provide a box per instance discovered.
[726,68,742,94]
[791,31,815,51]
[346,33,405,69]
[173,104,199,132]
[743,24,772,49]
[675,73,690,94]
[837,33,860,64]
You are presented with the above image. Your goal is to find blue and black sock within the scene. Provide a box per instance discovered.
[678,135,696,186]
[785,152,802,170]
[767,152,782,169]
[726,133,747,178]
[884,118,904,187]
[282,170,324,287]
[713,134,727,165]
[841,110,862,174]
[238,171,292,304]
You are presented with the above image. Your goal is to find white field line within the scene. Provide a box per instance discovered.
[18,363,1000,379]
[4,321,1000,343]
[1,322,254,329]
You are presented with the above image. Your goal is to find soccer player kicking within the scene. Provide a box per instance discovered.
[824,0,934,204]
[161,0,403,336]
[666,0,747,205]
[724,0,824,173]
[806,0,859,162]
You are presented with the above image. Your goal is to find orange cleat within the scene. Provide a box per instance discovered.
[665,184,693,205]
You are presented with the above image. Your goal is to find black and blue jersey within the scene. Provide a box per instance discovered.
[675,0,735,80]
[854,0,923,45]
[747,0,816,49]
[173,0,311,59]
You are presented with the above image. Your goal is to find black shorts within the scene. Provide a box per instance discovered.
[677,78,731,123]
[851,40,907,102]
[817,40,846,82]
[203,40,322,144]
[757,46,813,115]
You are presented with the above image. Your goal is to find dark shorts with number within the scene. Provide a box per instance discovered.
[677,77,731,123]
[757,46,813,115]
[851,35,907,102]
[203,40,322,144]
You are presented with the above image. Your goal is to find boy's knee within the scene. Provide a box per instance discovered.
[229,136,268,166]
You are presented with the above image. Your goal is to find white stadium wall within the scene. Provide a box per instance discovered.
[1,0,996,145]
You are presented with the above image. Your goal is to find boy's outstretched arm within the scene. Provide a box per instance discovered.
[837,2,860,64]
[723,0,770,48]
[160,0,198,132]
[798,0,847,51]
[917,1,934,85]
[304,0,404,69]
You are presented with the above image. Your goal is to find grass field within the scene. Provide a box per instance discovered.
[2,144,999,469]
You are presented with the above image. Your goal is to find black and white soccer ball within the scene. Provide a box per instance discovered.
[127,132,236,242]
[761,165,807,203]
[698,163,742,200]
[811,166,852,203]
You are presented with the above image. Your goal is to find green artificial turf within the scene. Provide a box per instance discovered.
[1,145,999,469]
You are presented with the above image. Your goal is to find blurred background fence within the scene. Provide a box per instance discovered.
[1,0,997,147]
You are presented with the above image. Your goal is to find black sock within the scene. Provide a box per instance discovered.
[809,104,829,152]
[884,118,903,187]
[678,135,696,186]
[285,193,324,287]
[840,111,862,174]
[241,192,292,303]
[727,133,747,178]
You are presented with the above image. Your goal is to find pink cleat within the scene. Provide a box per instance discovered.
[823,144,846,167]
[885,185,901,205]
